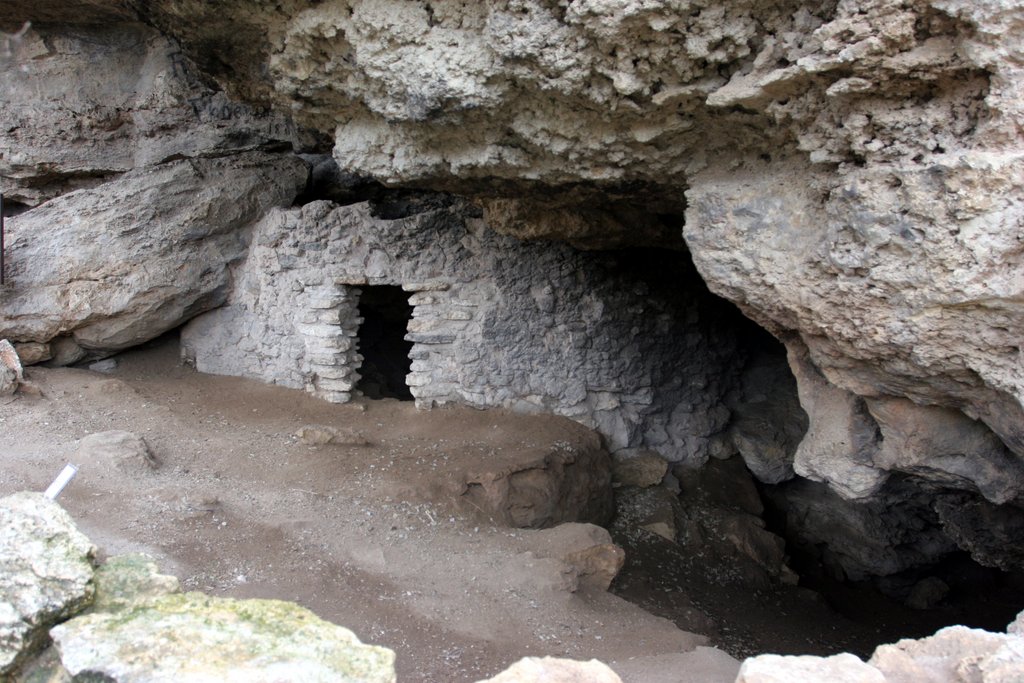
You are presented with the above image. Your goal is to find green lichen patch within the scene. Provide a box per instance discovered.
[89,554,179,613]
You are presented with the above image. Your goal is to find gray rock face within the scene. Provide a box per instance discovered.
[867,397,1024,505]
[766,478,958,580]
[0,22,310,207]
[182,199,741,464]
[933,496,1024,571]
[0,493,95,675]
[51,593,397,683]
[0,152,307,354]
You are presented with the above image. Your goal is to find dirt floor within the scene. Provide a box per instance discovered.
[1,335,1020,682]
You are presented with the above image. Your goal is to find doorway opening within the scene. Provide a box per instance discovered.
[356,285,414,400]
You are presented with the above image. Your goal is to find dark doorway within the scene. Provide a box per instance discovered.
[356,285,414,400]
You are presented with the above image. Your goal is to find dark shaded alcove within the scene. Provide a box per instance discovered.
[356,285,414,401]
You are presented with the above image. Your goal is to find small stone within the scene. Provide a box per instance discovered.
[612,452,668,488]
[76,431,159,473]
[12,342,51,366]
[88,358,118,374]
[477,656,622,683]
[641,522,676,542]
[48,337,87,367]
[294,425,370,446]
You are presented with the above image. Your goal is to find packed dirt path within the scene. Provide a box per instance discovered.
[0,337,739,683]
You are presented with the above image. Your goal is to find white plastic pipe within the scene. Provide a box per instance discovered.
[44,464,78,500]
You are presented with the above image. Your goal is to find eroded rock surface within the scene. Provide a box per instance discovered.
[0,153,306,355]
[737,617,1024,683]
[0,21,310,207]
[0,493,95,675]
[51,593,397,683]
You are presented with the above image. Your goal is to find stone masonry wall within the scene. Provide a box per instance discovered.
[181,199,741,463]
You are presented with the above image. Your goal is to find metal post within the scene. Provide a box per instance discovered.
[1,193,5,286]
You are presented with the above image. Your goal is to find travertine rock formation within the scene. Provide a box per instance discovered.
[1,0,1022,576]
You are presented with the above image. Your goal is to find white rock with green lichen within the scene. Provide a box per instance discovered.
[0,493,96,675]
[89,554,180,613]
[50,593,396,683]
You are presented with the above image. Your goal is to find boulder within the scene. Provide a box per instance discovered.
[459,432,613,528]
[524,523,625,592]
[51,593,396,683]
[610,647,741,683]
[0,340,23,396]
[735,613,1024,683]
[765,478,956,580]
[11,342,50,367]
[612,453,668,488]
[735,653,885,683]
[0,493,96,675]
[612,486,684,544]
[0,151,307,355]
[724,348,807,486]
[869,626,1024,683]
[477,656,622,683]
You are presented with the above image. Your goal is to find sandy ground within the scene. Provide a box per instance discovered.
[0,337,740,683]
